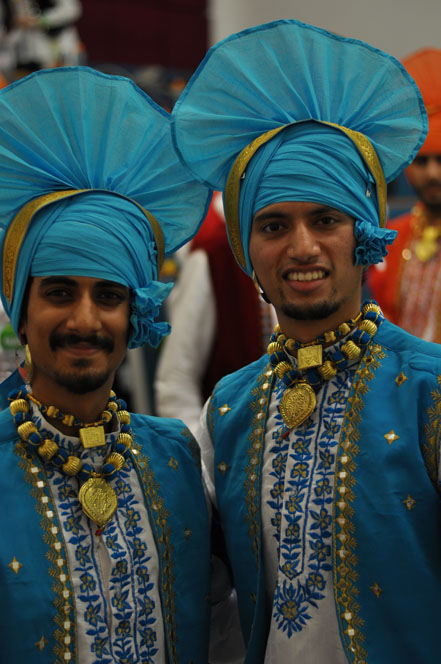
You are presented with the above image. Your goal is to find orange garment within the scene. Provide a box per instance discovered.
[369,204,441,342]
[402,49,441,154]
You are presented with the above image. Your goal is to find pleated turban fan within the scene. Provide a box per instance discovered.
[402,48,441,155]
[171,19,428,276]
[0,67,211,348]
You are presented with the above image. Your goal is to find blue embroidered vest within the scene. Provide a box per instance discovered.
[0,409,210,663]
[208,320,441,663]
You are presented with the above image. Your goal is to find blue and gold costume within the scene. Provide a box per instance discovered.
[0,406,210,663]
[205,319,441,662]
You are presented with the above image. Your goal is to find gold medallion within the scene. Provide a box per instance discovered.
[279,382,316,428]
[297,344,323,370]
[80,425,106,448]
[78,476,118,527]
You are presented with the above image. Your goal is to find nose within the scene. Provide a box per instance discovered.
[65,293,102,335]
[426,156,441,180]
[285,221,320,262]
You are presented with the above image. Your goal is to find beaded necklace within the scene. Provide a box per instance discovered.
[9,388,133,528]
[267,301,384,428]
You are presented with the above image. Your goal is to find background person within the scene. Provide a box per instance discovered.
[369,48,441,342]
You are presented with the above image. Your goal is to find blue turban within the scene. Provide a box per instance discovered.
[172,19,427,276]
[0,67,212,346]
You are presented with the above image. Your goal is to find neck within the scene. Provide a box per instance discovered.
[29,378,114,433]
[277,305,363,343]
[419,203,441,226]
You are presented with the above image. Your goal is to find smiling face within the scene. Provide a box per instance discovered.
[249,201,364,341]
[19,275,130,405]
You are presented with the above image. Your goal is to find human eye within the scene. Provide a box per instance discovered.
[97,288,128,306]
[316,215,338,226]
[260,219,286,233]
[44,286,72,301]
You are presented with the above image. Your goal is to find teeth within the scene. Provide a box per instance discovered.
[287,270,325,282]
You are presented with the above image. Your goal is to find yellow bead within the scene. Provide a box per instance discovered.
[277,333,287,344]
[274,324,281,335]
[318,360,337,380]
[117,433,133,449]
[9,399,29,416]
[284,339,296,353]
[359,320,377,336]
[17,421,39,440]
[63,414,75,427]
[274,361,292,379]
[324,330,336,344]
[267,341,283,355]
[341,340,361,359]
[38,438,59,461]
[62,456,82,476]
[338,322,351,336]
[117,410,131,425]
[107,401,118,412]
[46,405,59,419]
[106,452,125,471]
[362,303,382,316]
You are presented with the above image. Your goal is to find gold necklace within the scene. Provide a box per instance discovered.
[9,388,133,529]
[413,206,441,262]
[268,301,383,428]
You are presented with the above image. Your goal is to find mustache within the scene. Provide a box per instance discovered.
[49,332,114,353]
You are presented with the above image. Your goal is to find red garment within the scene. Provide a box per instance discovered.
[191,197,265,400]
[369,206,441,342]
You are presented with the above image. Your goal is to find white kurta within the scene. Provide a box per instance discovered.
[199,355,362,663]
[30,401,166,664]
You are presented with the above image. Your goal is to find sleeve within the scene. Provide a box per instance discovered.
[154,249,216,435]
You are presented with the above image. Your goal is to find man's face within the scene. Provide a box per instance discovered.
[408,154,441,212]
[20,275,130,399]
[249,201,363,339]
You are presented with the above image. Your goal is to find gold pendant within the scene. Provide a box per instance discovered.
[80,425,105,448]
[279,382,316,428]
[297,344,323,370]
[78,476,118,527]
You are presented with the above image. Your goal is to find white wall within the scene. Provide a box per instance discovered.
[208,0,440,59]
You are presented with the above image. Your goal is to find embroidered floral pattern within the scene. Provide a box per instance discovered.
[30,406,164,663]
[268,369,356,637]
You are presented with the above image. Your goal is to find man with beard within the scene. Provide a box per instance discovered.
[369,49,441,343]
[172,20,441,664]
[0,67,212,663]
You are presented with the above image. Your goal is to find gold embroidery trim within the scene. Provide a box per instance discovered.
[133,445,177,662]
[244,366,274,568]
[15,441,77,664]
[422,374,441,491]
[3,189,165,303]
[224,122,386,271]
[334,343,385,664]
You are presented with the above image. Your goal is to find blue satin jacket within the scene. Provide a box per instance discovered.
[208,320,441,664]
[0,409,210,663]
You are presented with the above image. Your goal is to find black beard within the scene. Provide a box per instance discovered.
[51,364,111,395]
[281,299,341,321]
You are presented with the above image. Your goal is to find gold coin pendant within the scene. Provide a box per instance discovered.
[279,382,316,428]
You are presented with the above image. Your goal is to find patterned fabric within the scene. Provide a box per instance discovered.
[369,206,441,343]
[0,402,210,663]
[202,319,441,663]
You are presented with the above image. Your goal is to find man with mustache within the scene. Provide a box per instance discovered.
[0,67,212,663]
[369,48,441,342]
[172,20,441,664]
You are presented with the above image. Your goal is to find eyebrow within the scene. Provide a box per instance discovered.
[38,277,129,291]
[253,204,340,222]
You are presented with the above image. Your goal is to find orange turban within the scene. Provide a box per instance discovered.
[403,48,441,154]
